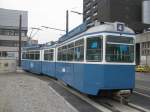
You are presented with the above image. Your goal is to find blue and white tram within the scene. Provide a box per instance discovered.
[21,46,42,74]
[22,22,135,95]
[55,22,135,95]
[41,45,56,77]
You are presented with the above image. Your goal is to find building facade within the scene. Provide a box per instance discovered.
[0,8,28,59]
[83,0,150,33]
[136,32,150,65]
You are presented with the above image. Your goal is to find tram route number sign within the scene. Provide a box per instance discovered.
[115,22,125,32]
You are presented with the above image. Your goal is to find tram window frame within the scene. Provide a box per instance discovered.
[106,35,134,63]
[44,49,54,61]
[34,51,40,60]
[22,52,26,59]
[106,35,134,44]
[30,51,34,60]
[67,43,74,61]
[57,46,67,61]
[86,36,103,62]
[25,50,40,60]
[74,39,84,61]
[58,47,62,61]
[57,39,84,62]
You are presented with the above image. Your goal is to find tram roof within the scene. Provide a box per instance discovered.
[22,42,57,51]
[22,44,43,51]
[58,22,135,43]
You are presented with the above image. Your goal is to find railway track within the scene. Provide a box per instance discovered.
[28,73,150,112]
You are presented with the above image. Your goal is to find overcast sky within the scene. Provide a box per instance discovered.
[0,0,83,43]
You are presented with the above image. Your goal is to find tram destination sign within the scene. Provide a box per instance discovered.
[115,22,125,32]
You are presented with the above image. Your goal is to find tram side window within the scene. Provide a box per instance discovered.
[62,46,67,61]
[22,52,26,59]
[67,43,74,61]
[44,49,54,61]
[86,36,103,62]
[26,52,29,59]
[74,39,84,61]
[26,51,40,60]
[58,47,62,61]
[34,51,40,60]
[57,39,84,61]
[30,51,34,60]
[57,46,67,61]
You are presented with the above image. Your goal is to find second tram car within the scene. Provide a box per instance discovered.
[21,22,135,95]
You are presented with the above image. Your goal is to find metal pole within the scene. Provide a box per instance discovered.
[66,10,69,34]
[18,14,22,67]
[146,34,148,65]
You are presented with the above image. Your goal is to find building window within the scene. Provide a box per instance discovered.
[142,50,144,56]
[0,51,7,57]
[93,4,97,9]
[86,2,91,7]
[0,29,26,36]
[86,10,90,14]
[86,17,91,21]
[93,12,98,16]
[148,42,150,48]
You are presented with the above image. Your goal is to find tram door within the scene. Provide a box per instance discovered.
[65,44,74,86]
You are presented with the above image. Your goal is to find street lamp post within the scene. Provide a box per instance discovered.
[18,14,22,67]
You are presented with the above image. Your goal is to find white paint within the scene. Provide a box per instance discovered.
[134,91,150,98]
[30,62,34,68]
[136,85,150,91]
[62,68,66,72]
[128,103,150,112]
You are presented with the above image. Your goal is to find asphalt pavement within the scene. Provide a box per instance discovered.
[130,72,150,110]
[0,72,78,112]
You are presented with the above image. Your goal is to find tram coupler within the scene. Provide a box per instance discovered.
[113,90,131,104]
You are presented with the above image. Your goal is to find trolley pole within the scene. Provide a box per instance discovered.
[66,10,69,35]
[18,14,22,67]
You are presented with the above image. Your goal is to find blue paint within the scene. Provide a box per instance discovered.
[91,42,98,48]
[120,45,128,51]
[42,61,55,77]
[55,62,135,95]
[21,60,42,74]
[22,59,135,95]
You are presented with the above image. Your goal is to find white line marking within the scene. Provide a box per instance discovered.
[136,85,150,91]
[134,91,150,98]
[128,103,150,112]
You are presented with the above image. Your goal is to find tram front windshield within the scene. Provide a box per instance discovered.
[106,35,134,63]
